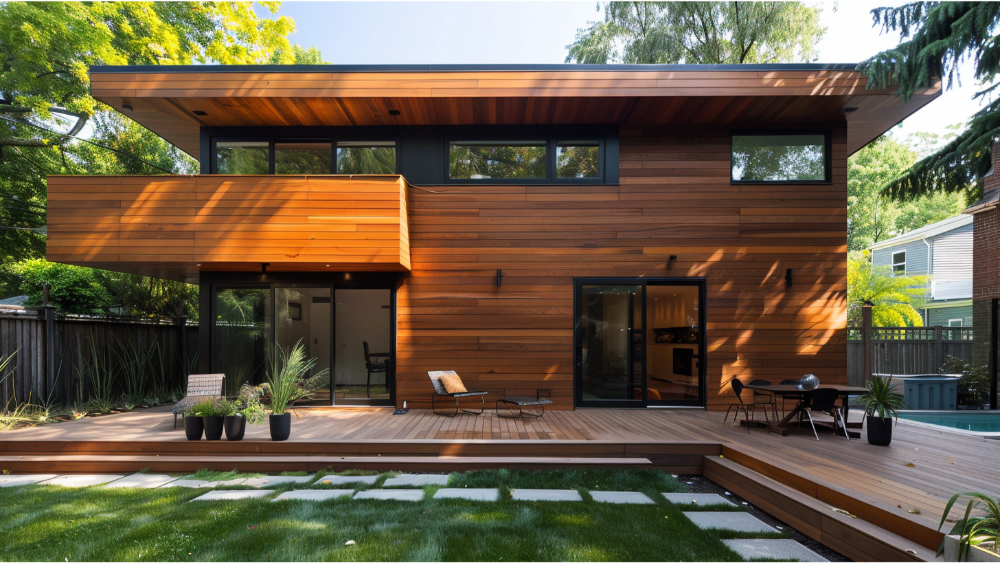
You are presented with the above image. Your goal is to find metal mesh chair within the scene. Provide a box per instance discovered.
[803,388,850,441]
[747,380,778,422]
[723,379,755,433]
[172,374,225,429]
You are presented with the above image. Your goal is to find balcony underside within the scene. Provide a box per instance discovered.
[46,175,411,284]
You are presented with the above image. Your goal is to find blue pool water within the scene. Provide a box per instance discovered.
[898,412,1000,433]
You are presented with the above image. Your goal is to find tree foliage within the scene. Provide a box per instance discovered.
[847,251,927,327]
[858,2,1000,199]
[566,2,824,64]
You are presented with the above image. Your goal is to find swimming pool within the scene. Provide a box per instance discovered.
[898,411,1000,435]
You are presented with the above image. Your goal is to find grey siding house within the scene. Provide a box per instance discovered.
[870,214,973,326]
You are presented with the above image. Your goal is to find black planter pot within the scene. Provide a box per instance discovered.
[224,415,246,441]
[269,413,291,441]
[867,416,894,446]
[184,416,204,441]
[204,416,225,441]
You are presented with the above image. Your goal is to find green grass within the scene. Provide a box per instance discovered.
[0,469,780,561]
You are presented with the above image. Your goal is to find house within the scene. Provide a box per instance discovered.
[869,214,973,326]
[45,64,938,410]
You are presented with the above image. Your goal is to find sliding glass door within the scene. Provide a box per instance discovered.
[210,282,394,407]
[575,279,706,408]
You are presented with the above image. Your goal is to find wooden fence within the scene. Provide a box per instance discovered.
[0,307,198,408]
[846,326,975,386]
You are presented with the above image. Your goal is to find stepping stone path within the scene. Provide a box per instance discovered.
[662,493,733,507]
[0,474,57,487]
[383,474,450,487]
[683,512,777,534]
[191,490,273,501]
[317,475,379,485]
[273,489,355,502]
[44,475,123,488]
[105,474,178,489]
[215,478,248,487]
[243,475,315,488]
[590,491,654,504]
[433,488,500,501]
[161,479,218,489]
[511,489,583,502]
[354,489,425,501]
[723,539,828,562]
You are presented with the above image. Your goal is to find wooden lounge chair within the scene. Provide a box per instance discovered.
[427,371,487,416]
[172,373,226,429]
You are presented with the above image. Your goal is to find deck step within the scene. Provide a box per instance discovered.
[0,454,652,473]
[703,455,939,562]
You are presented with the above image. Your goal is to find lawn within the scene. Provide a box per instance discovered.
[0,468,782,561]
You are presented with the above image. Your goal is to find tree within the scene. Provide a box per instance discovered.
[848,251,927,327]
[566,2,824,64]
[11,259,111,315]
[270,44,329,65]
[858,2,1000,200]
[848,136,913,250]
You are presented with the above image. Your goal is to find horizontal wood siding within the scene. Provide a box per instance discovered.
[46,175,411,281]
[396,125,848,410]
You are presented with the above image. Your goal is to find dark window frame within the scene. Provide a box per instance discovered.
[892,250,906,275]
[444,135,606,184]
[730,130,832,184]
[210,136,402,175]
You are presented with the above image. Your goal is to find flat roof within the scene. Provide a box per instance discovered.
[90,63,863,74]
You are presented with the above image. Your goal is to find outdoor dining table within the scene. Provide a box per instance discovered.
[742,384,869,438]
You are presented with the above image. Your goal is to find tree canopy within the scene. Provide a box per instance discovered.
[858,2,1000,200]
[566,1,824,64]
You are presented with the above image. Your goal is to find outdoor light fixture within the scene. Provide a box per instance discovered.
[667,255,677,269]
[388,109,400,116]
[785,268,793,287]
[261,263,269,273]
[193,110,208,116]
[843,107,859,114]
[121,103,133,112]
[497,269,502,287]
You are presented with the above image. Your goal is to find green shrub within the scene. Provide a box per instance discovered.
[940,356,991,408]
[10,259,110,314]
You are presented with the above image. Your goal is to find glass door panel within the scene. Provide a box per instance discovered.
[334,289,392,405]
[579,285,643,404]
[214,288,271,397]
[275,287,332,406]
[646,284,702,405]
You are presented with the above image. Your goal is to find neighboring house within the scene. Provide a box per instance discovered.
[870,214,973,327]
[44,64,937,411]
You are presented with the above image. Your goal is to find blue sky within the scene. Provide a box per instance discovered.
[274,1,983,149]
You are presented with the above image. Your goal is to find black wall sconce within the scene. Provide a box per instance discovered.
[785,268,793,287]
[667,255,677,269]
[497,269,502,287]
[261,263,269,274]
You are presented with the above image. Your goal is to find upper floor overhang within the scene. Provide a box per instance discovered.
[46,174,411,284]
[89,63,941,159]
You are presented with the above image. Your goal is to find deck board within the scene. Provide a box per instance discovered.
[2,405,996,542]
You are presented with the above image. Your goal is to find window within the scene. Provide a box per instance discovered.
[731,133,828,182]
[336,141,396,174]
[892,251,906,275]
[216,141,269,174]
[449,141,547,180]
[948,319,964,327]
[275,142,331,174]
[556,141,600,179]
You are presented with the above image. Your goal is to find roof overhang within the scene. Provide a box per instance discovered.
[90,63,941,160]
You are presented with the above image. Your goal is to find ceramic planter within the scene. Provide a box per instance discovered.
[183,416,204,441]
[224,415,246,441]
[269,413,291,441]
[204,415,225,441]
[866,416,893,446]
[945,535,1000,561]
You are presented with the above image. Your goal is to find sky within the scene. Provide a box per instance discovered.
[273,0,985,150]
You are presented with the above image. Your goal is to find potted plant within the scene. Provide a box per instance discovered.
[265,340,327,441]
[224,385,267,441]
[203,399,227,441]
[857,374,907,446]
[182,401,213,441]
[939,492,1000,561]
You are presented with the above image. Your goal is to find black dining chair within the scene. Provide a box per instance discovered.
[723,379,755,433]
[363,341,389,398]
[802,388,849,441]
[779,379,807,421]
[747,380,778,422]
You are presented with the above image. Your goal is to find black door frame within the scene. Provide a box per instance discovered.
[573,277,707,408]
[200,271,399,407]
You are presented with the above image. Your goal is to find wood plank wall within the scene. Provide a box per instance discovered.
[46,175,410,275]
[396,125,848,410]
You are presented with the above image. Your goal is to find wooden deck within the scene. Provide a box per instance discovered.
[2,406,996,561]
